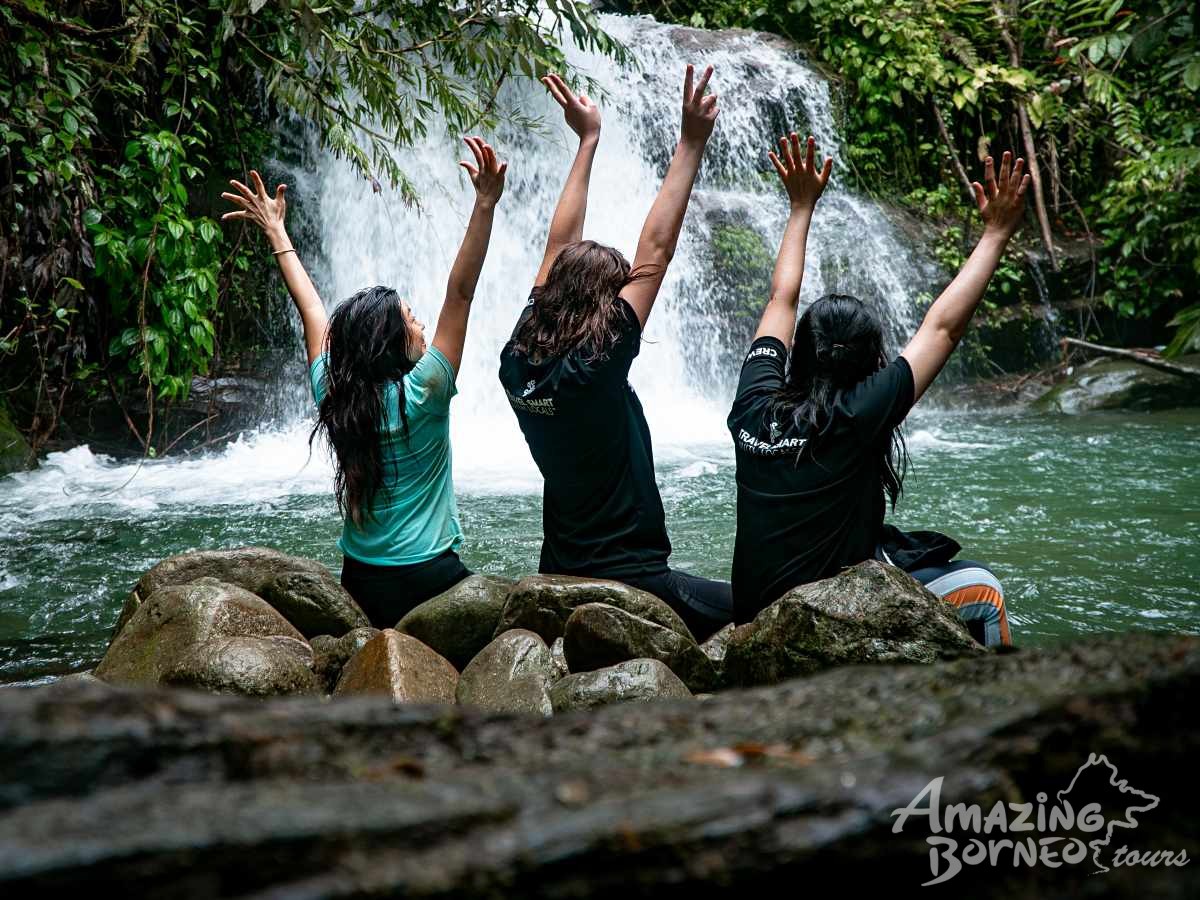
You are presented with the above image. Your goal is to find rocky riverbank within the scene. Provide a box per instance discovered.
[78,547,986,707]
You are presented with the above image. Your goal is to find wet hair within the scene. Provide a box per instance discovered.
[511,240,653,362]
[775,293,908,508]
[310,285,417,527]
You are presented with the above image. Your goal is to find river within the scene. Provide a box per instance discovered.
[1,14,1197,683]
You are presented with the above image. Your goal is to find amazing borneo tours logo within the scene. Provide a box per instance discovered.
[890,753,1190,885]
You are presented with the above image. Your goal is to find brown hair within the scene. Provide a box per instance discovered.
[512,240,653,363]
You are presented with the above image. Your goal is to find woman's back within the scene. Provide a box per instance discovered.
[728,334,915,619]
[311,344,462,566]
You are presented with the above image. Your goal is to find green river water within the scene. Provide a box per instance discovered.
[1,404,1197,684]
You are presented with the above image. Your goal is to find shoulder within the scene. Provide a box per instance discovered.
[837,356,915,432]
[308,352,330,403]
[741,336,787,369]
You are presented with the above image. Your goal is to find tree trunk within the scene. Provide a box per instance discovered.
[932,101,976,203]
[0,632,1197,897]
[1061,336,1200,381]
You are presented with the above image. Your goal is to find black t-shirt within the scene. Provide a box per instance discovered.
[727,335,915,621]
[499,296,671,579]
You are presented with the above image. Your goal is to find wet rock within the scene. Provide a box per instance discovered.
[724,560,982,687]
[396,575,515,670]
[311,627,378,694]
[562,603,719,693]
[257,571,368,638]
[549,658,692,712]
[456,630,554,716]
[1035,352,1200,413]
[495,575,691,645]
[700,623,735,663]
[49,672,107,689]
[162,636,318,697]
[550,637,569,680]
[115,547,339,638]
[94,578,308,687]
[333,629,457,704]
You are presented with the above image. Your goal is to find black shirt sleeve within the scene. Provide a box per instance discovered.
[838,355,915,441]
[729,336,787,429]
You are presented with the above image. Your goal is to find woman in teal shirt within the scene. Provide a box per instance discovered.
[221,138,508,626]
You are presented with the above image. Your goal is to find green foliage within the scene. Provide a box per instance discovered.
[630,0,1199,348]
[711,223,774,319]
[1,0,624,449]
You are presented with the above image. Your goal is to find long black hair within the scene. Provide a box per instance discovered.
[310,285,417,527]
[775,293,908,508]
[512,240,654,363]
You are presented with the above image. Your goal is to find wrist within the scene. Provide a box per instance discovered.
[265,225,292,252]
[979,225,1013,248]
[474,196,498,212]
[579,131,600,148]
[788,199,817,216]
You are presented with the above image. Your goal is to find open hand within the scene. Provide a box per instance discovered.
[769,133,832,211]
[681,64,718,144]
[221,170,287,241]
[973,151,1029,238]
[542,73,600,140]
[460,136,507,206]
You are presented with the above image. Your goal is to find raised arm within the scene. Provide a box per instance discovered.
[622,64,719,328]
[754,133,833,345]
[433,136,507,375]
[534,74,601,287]
[221,171,328,364]
[901,151,1029,401]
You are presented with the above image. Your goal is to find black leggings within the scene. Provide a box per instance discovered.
[621,568,733,643]
[340,548,472,629]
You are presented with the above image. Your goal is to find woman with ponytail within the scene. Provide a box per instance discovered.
[728,131,1028,647]
[222,138,508,626]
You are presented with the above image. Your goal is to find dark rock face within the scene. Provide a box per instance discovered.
[456,630,555,716]
[94,578,309,687]
[1036,353,1200,413]
[549,658,692,712]
[311,627,378,694]
[0,634,1196,897]
[114,547,339,638]
[162,635,319,697]
[257,571,369,638]
[495,575,692,644]
[0,404,33,476]
[724,561,982,687]
[562,603,718,693]
[397,575,515,670]
[333,629,458,704]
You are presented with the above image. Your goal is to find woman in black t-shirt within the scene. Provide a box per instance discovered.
[497,67,732,640]
[729,132,1028,646]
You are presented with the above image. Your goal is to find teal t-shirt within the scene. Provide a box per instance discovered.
[310,346,464,566]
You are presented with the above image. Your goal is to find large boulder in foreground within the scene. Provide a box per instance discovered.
[0,633,1196,896]
[113,546,359,639]
[94,578,309,688]
[333,629,457,704]
[562,603,719,693]
[724,560,981,687]
[494,575,692,644]
[456,629,555,716]
[396,575,515,670]
[162,635,318,697]
[549,658,692,712]
[1035,352,1200,413]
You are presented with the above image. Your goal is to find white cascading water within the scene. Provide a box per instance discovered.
[0,13,938,517]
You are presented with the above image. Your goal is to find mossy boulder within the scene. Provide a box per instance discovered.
[396,574,515,670]
[456,629,555,716]
[0,405,33,476]
[311,627,379,694]
[724,560,981,687]
[94,577,310,688]
[562,603,719,693]
[549,658,692,712]
[495,575,691,645]
[1035,353,1200,413]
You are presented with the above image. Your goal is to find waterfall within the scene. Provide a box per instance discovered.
[0,13,939,515]
[306,13,937,494]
